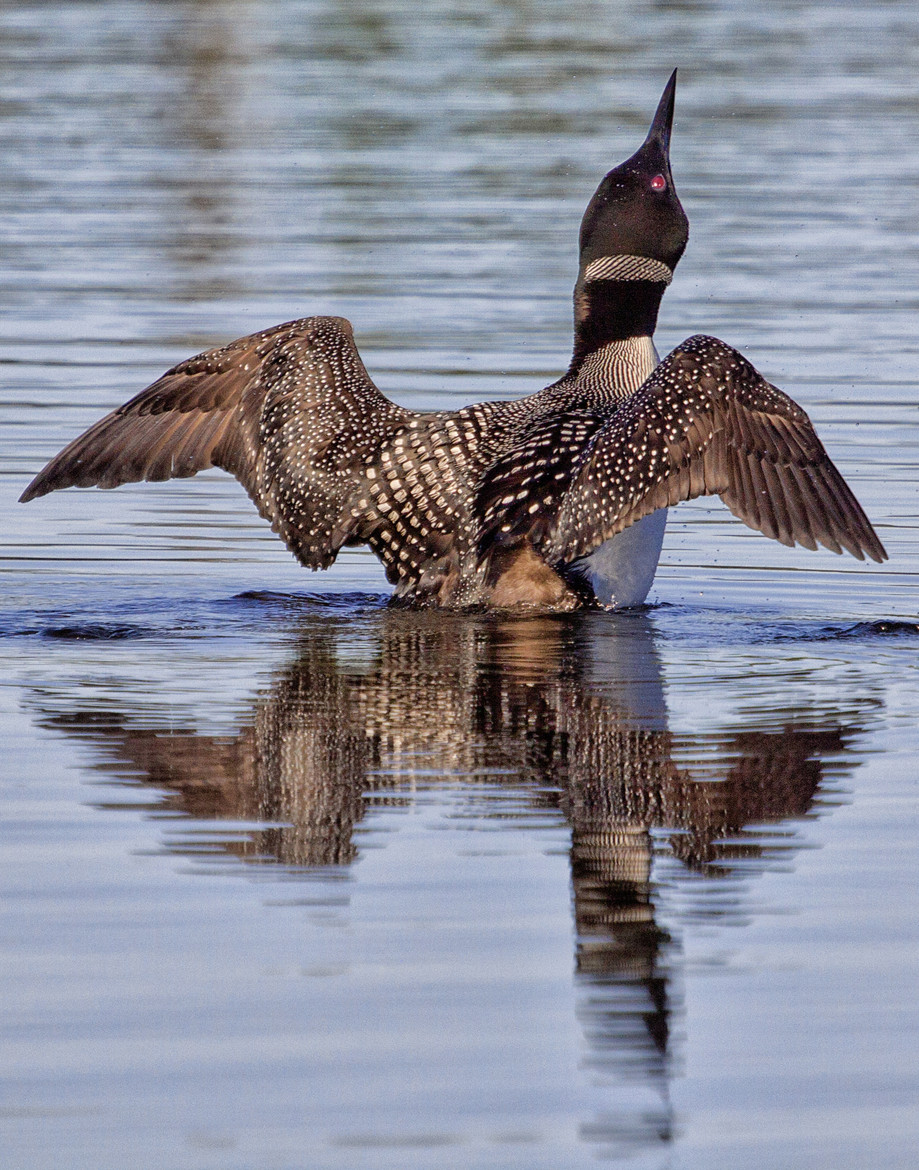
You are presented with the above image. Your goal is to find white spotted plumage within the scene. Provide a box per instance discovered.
[20,74,887,609]
[21,319,886,610]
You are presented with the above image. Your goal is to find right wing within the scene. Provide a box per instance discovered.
[476,335,887,565]
[20,316,410,569]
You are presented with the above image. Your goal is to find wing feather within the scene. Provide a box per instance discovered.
[474,410,607,551]
[477,335,886,566]
[20,316,409,569]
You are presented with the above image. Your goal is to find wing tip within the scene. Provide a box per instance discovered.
[19,467,64,503]
[805,513,887,564]
[862,534,888,565]
[19,452,127,502]
[816,537,887,565]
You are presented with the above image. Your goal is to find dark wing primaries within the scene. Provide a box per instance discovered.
[20,316,410,569]
[20,364,253,498]
[479,335,886,565]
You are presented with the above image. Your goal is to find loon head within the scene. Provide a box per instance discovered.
[573,71,689,362]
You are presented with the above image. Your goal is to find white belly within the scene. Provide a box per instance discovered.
[577,508,668,608]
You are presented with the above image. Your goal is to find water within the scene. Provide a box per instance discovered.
[1,3,918,1168]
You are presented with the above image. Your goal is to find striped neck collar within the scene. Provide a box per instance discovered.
[581,253,673,286]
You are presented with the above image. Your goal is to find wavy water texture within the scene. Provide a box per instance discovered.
[0,5,917,1170]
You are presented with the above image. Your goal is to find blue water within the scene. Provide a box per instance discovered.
[1,3,918,1168]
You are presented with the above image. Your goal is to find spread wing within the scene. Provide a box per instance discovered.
[20,316,410,569]
[476,335,887,565]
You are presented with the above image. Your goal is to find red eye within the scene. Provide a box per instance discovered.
[650,174,667,192]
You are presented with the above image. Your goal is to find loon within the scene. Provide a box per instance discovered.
[20,72,886,610]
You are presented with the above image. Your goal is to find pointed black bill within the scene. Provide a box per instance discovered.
[643,69,677,156]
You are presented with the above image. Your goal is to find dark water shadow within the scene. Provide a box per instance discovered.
[26,604,875,1159]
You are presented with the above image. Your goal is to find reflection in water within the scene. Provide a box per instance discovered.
[1,1,912,1165]
[30,607,862,1157]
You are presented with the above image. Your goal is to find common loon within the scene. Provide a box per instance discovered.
[20,72,886,610]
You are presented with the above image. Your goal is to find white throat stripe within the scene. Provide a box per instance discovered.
[583,254,673,285]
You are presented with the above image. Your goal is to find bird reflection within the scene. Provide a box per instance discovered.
[30,604,862,1157]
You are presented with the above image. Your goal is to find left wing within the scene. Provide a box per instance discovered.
[20,316,411,569]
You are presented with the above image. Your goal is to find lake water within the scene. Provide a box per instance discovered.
[1,2,918,1168]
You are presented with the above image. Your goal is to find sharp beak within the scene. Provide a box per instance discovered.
[643,69,677,157]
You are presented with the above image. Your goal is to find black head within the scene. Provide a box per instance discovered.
[579,70,688,276]
[571,72,689,361]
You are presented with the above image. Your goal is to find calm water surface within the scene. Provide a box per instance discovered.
[1,3,918,1168]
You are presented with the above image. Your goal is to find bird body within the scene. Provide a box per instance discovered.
[20,74,886,609]
[565,334,667,607]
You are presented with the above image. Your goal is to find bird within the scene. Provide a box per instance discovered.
[20,72,886,611]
